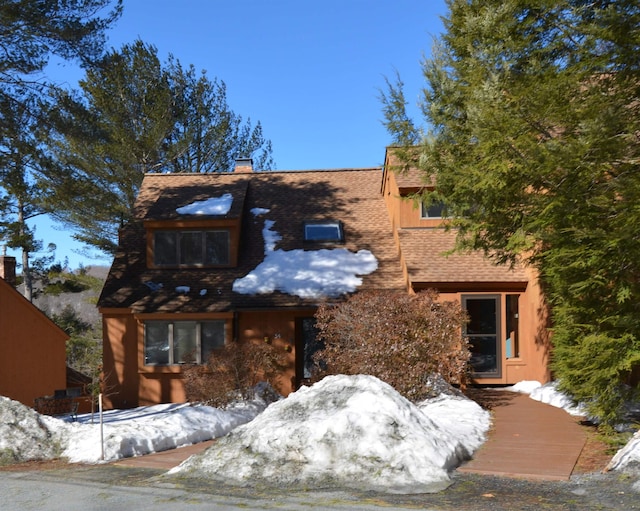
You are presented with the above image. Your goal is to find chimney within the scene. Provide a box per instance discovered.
[0,253,17,287]
[234,157,254,173]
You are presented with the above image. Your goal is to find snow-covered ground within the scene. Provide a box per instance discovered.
[170,374,490,494]
[1,376,639,494]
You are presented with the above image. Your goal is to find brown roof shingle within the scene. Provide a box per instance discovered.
[98,168,407,313]
[398,228,528,284]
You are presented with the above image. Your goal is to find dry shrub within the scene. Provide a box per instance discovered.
[314,289,470,401]
[183,341,288,407]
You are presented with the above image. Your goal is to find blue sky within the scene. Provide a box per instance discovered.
[12,0,448,269]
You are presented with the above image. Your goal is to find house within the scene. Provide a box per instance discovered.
[381,148,551,384]
[0,254,69,407]
[98,151,550,408]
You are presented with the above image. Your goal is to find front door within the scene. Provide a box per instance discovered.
[294,317,323,389]
[462,295,501,377]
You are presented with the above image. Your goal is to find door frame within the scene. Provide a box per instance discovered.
[462,294,502,378]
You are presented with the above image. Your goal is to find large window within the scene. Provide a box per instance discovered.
[144,320,226,365]
[154,230,230,266]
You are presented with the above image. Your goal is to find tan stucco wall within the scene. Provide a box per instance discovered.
[0,279,67,407]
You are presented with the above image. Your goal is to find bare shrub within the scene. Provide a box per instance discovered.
[313,290,470,401]
[183,341,288,407]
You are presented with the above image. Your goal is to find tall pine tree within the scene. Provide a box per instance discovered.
[42,40,274,254]
[383,0,640,423]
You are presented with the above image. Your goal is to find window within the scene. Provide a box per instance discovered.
[304,222,344,242]
[144,320,226,365]
[420,201,446,219]
[154,230,230,266]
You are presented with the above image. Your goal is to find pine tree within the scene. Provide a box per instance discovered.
[383,0,640,423]
[42,40,275,254]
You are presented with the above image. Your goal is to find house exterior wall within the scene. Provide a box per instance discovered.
[101,308,314,408]
[436,285,551,385]
[382,156,551,385]
[0,279,67,407]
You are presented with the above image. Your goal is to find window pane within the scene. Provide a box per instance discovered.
[180,232,203,265]
[469,336,498,373]
[174,321,198,363]
[205,231,230,264]
[201,321,226,362]
[305,223,342,241]
[466,298,497,334]
[145,322,170,365]
[154,232,177,265]
[421,201,445,218]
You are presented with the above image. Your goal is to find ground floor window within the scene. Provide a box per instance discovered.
[144,320,226,365]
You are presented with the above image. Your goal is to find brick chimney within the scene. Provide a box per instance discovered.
[234,157,254,173]
[0,253,17,287]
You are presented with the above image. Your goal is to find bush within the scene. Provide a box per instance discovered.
[313,290,470,401]
[183,341,288,407]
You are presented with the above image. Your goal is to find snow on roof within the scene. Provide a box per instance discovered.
[176,193,233,215]
[233,218,378,298]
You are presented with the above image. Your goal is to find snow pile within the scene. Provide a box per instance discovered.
[607,430,640,474]
[171,375,490,494]
[0,394,269,465]
[508,380,585,416]
[51,399,268,463]
[176,194,233,215]
[0,396,64,464]
[233,219,378,298]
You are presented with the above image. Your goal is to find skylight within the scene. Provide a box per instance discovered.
[304,222,344,242]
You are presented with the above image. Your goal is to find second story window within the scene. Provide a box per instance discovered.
[304,222,344,242]
[420,201,446,219]
[154,230,230,266]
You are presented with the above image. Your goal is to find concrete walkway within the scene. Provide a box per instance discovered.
[114,391,587,481]
[458,391,587,480]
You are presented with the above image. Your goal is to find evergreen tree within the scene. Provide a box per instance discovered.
[0,93,53,301]
[42,40,275,254]
[383,0,640,423]
[0,0,121,289]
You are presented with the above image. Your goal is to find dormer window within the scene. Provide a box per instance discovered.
[154,230,230,267]
[304,222,344,242]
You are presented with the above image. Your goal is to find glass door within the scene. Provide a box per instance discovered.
[462,295,501,377]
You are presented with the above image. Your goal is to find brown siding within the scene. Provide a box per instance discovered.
[0,279,67,407]
[101,310,139,409]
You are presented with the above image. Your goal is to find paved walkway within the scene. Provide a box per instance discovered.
[114,391,587,481]
[458,391,587,480]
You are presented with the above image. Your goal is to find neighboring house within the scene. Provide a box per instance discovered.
[0,255,69,407]
[98,151,550,408]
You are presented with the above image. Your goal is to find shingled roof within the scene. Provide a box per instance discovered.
[398,229,528,287]
[98,168,407,313]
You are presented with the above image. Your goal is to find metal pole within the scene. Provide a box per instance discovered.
[99,393,104,461]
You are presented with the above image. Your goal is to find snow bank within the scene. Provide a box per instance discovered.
[607,430,640,474]
[171,374,490,494]
[507,380,586,416]
[0,396,63,464]
[0,395,269,465]
[53,400,267,463]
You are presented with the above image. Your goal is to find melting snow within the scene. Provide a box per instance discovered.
[233,219,378,298]
[176,194,233,216]
[170,375,490,494]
